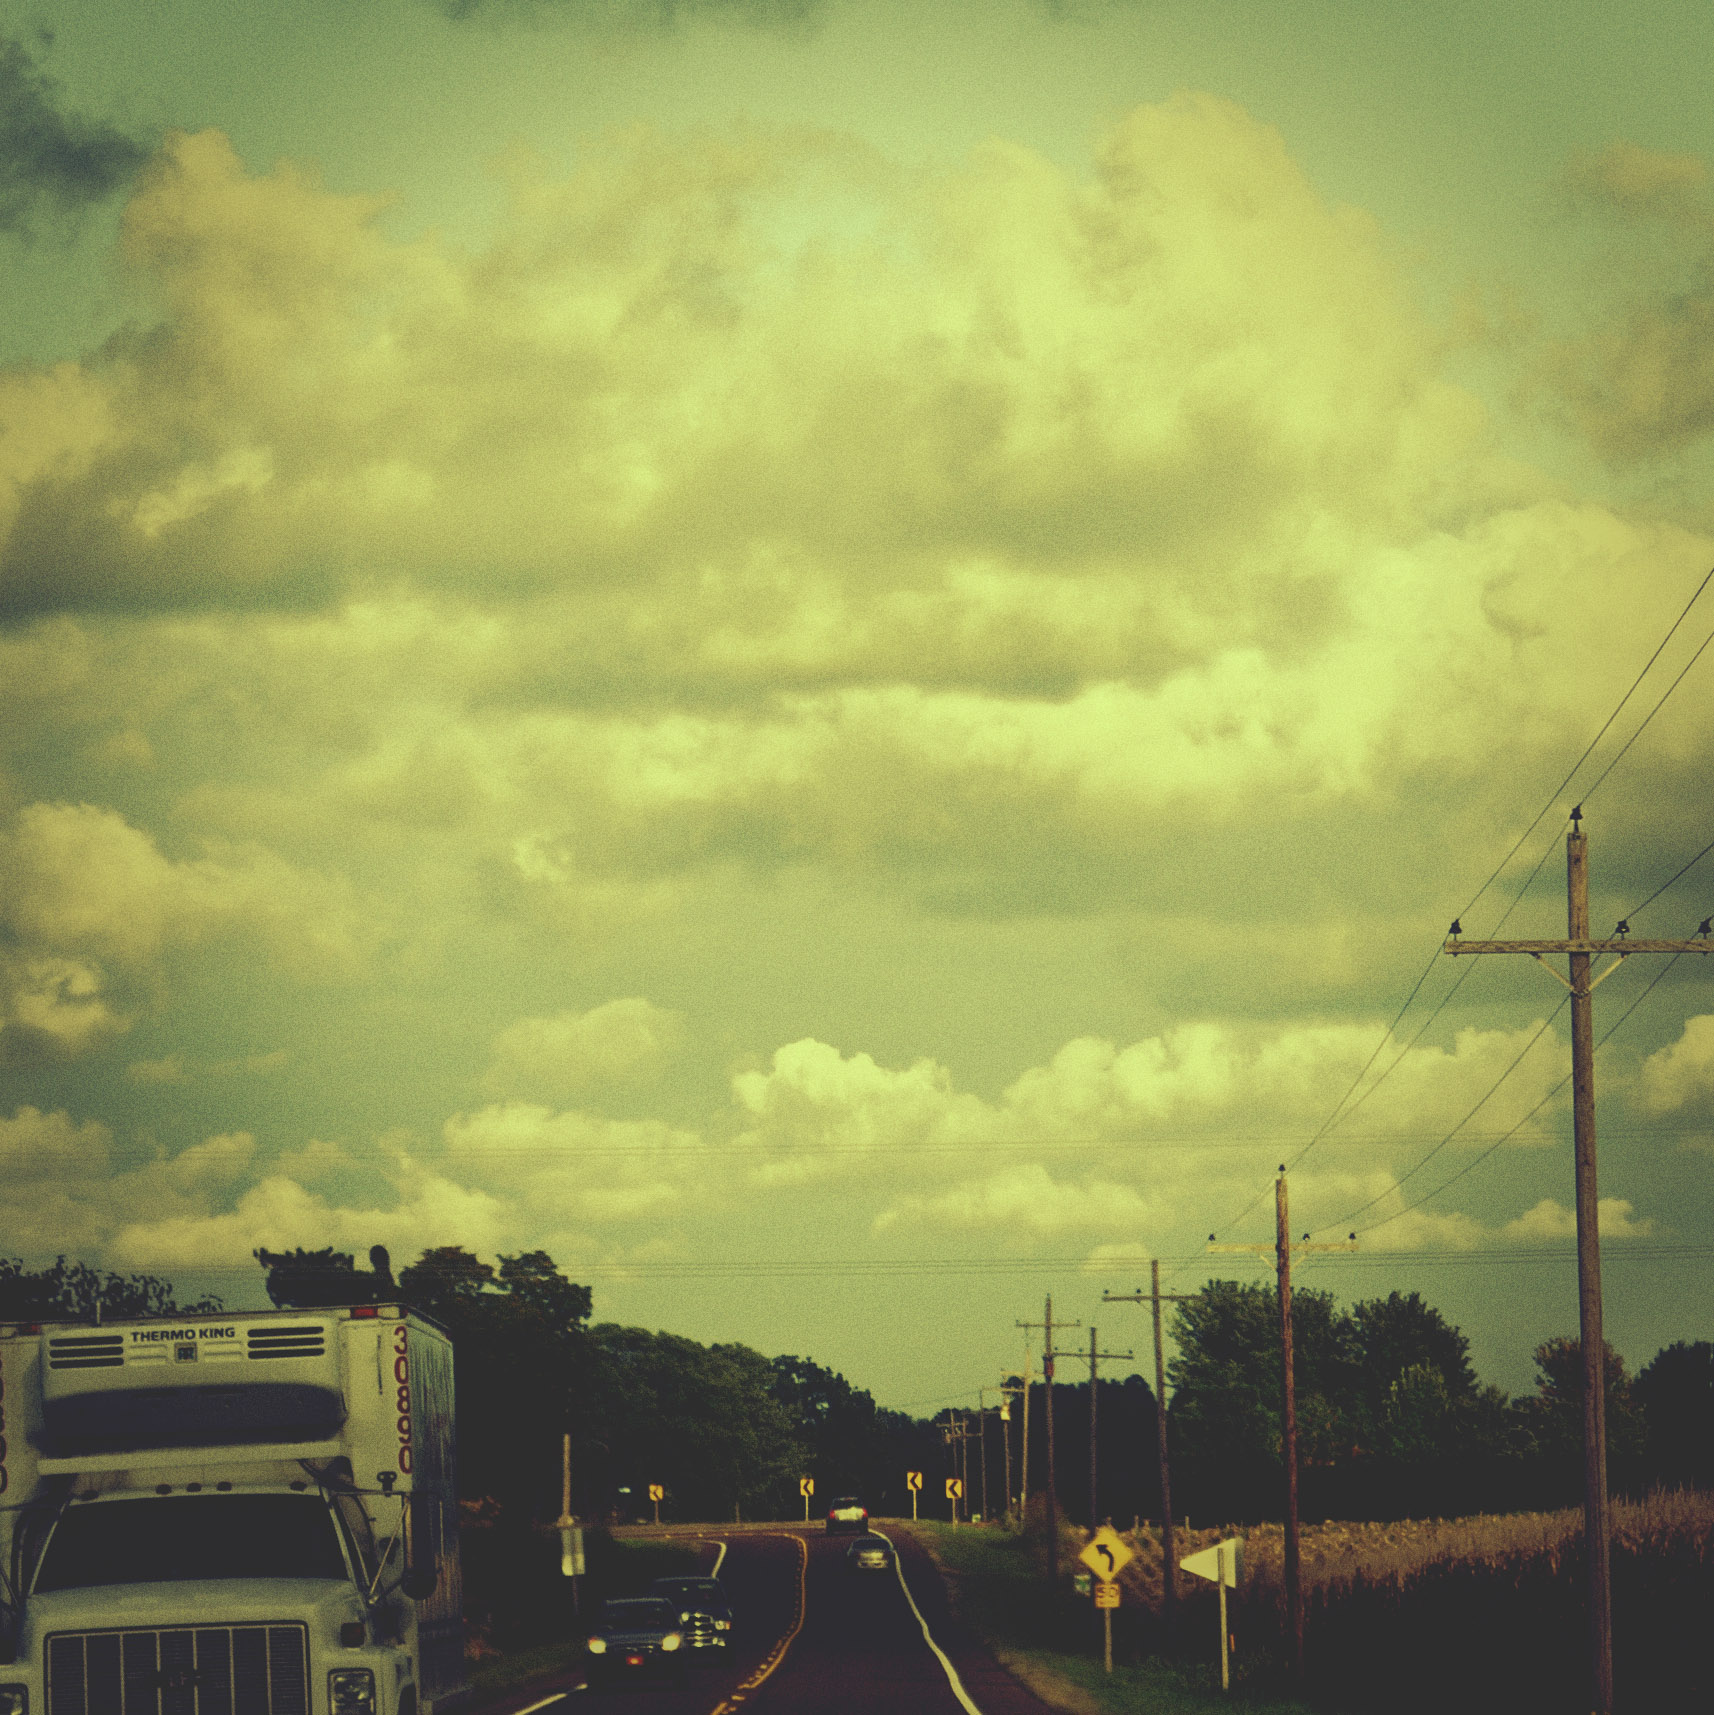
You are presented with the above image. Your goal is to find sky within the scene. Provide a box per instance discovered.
[3,0,1714,1415]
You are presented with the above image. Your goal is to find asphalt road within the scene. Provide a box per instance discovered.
[477,1526,1064,1715]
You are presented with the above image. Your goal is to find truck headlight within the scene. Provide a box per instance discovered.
[585,1637,606,1655]
[659,1633,682,1653]
[0,1685,27,1715]
[715,1620,730,1631]
[328,1670,375,1715]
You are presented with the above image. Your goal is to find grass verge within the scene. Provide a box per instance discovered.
[902,1522,1313,1715]
[466,1529,704,1695]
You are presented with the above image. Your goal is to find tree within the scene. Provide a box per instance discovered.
[1633,1340,1714,1489]
[1515,1335,1644,1476]
[1168,1279,1361,1470]
[1349,1291,1481,1462]
[0,1256,219,1320]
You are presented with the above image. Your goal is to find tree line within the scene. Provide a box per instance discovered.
[3,1254,1710,1527]
[991,1283,1714,1526]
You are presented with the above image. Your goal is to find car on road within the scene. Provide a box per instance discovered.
[650,1574,734,1651]
[585,1596,688,1685]
[826,1495,869,1534]
[845,1534,894,1572]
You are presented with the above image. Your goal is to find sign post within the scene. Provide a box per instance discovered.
[945,1476,964,1525]
[1079,1526,1135,1676]
[799,1475,814,1523]
[906,1469,922,1521]
[555,1433,584,1616]
[1181,1538,1243,1691]
[647,1483,664,1526]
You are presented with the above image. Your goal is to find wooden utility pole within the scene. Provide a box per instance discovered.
[1018,1297,1080,1579]
[1210,1175,1356,1682]
[1085,1327,1133,1528]
[978,1391,992,1523]
[999,1380,1020,1523]
[1019,1349,1032,1521]
[1276,1175,1300,1678]
[1443,811,1710,1715]
[1105,1261,1194,1647]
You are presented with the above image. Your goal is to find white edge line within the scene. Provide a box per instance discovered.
[512,1695,571,1715]
[709,1537,729,1577]
[870,1529,984,1715]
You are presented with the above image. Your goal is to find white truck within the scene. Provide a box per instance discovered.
[0,1305,464,1715]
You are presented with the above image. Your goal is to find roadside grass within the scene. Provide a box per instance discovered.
[465,1526,704,1689]
[903,1522,1313,1715]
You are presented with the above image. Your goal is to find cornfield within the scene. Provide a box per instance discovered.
[1094,1489,1714,1711]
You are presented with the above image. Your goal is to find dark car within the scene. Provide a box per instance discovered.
[584,1596,687,1684]
[650,1575,734,1651]
[845,1533,893,1572]
[825,1495,868,1534]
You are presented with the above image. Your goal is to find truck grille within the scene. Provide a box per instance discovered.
[47,1625,308,1715]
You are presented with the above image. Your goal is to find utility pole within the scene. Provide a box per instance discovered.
[1019,1346,1032,1520]
[1105,1260,1194,1648]
[1019,1297,1081,1579]
[1443,810,1710,1715]
[1210,1174,1356,1682]
[978,1390,992,1522]
[1085,1327,1133,1528]
[999,1380,1020,1524]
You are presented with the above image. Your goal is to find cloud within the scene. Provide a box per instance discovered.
[1500,1196,1655,1242]
[874,1163,1154,1233]
[1537,141,1714,462]
[443,1101,703,1220]
[0,801,376,1062]
[0,32,147,238]
[483,998,685,1098]
[1639,1014,1714,1115]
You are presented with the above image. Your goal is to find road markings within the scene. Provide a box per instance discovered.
[705,1533,808,1715]
[708,1537,729,1577]
[870,1530,986,1715]
[512,1695,571,1715]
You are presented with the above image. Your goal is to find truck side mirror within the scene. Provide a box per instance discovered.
[400,1567,437,1600]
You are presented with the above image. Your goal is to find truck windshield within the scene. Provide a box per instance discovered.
[33,1495,348,1591]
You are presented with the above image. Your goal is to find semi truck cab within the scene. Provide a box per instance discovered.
[0,1308,463,1715]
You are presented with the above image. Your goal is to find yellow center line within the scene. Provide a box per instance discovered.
[705,1531,809,1715]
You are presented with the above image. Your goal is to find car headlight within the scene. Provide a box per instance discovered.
[586,1637,607,1654]
[660,1633,682,1653]
[328,1670,375,1715]
[714,1620,730,1631]
[680,1611,692,1622]
[0,1686,27,1715]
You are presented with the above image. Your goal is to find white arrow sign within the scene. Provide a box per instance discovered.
[1180,1538,1242,1588]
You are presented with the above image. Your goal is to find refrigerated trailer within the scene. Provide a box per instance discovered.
[0,1306,464,1715]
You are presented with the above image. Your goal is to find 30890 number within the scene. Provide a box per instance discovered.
[394,1324,412,1474]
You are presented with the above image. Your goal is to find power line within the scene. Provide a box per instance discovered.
[1210,562,1714,1248]
[1343,951,1688,1240]
[1624,831,1714,923]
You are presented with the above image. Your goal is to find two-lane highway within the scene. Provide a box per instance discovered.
[477,1526,1062,1715]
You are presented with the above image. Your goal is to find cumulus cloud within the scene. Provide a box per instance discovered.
[874,1163,1153,1233]
[1500,1196,1655,1241]
[0,801,375,1061]
[444,1101,702,1220]
[1639,1014,1714,1115]
[0,32,147,238]
[483,998,685,1098]
[730,1019,1570,1237]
